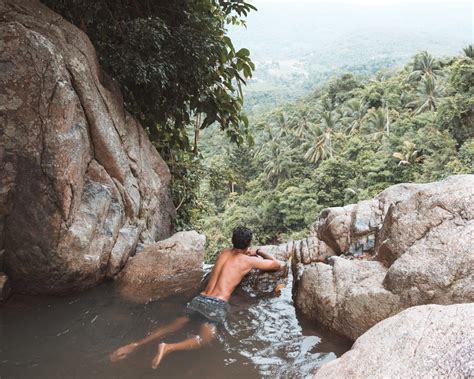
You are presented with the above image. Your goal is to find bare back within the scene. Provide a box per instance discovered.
[201,248,280,301]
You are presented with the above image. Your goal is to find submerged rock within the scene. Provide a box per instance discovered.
[0,0,175,294]
[0,273,11,302]
[294,175,474,340]
[115,231,206,303]
[314,303,474,379]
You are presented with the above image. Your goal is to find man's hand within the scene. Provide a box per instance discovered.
[255,249,274,260]
[246,248,258,256]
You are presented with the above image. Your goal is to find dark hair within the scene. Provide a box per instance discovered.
[232,226,253,249]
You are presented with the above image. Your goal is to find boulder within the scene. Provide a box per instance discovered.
[375,175,474,265]
[314,303,474,379]
[296,257,402,340]
[306,175,474,263]
[290,197,381,273]
[105,227,141,279]
[292,237,336,266]
[317,205,354,254]
[257,243,294,261]
[316,198,381,258]
[384,220,474,305]
[0,0,175,294]
[294,175,474,340]
[115,231,206,303]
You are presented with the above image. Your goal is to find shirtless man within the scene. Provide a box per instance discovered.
[110,226,284,369]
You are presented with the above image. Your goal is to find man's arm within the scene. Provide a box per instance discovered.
[249,249,284,271]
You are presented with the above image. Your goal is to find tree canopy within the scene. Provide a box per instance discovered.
[194,48,473,261]
[43,0,256,154]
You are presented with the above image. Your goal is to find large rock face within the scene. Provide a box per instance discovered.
[0,0,176,294]
[314,303,474,379]
[294,175,474,340]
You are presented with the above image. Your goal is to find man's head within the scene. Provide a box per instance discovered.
[232,226,253,250]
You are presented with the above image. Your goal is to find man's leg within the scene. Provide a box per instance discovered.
[110,316,190,362]
[151,322,217,369]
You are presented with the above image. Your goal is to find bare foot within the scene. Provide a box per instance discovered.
[151,343,167,369]
[110,343,138,362]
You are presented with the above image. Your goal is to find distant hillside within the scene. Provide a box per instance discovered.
[230,1,472,113]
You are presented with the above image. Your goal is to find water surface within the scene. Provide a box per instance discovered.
[0,273,351,378]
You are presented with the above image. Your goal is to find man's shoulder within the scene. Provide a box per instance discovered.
[219,248,232,255]
[215,248,233,261]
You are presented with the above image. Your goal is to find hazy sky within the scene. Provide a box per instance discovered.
[231,0,472,62]
[256,0,472,4]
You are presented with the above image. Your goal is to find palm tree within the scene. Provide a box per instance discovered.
[270,111,294,139]
[342,98,367,133]
[463,44,474,58]
[317,95,336,113]
[355,78,386,109]
[303,129,333,164]
[300,109,342,164]
[365,107,390,137]
[407,76,441,114]
[261,143,292,184]
[408,51,443,81]
[292,107,317,139]
[393,141,425,165]
[399,90,416,109]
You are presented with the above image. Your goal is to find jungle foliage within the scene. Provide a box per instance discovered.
[194,49,474,261]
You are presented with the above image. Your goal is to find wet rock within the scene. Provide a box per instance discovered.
[239,264,289,296]
[115,231,205,303]
[118,269,207,305]
[314,303,474,379]
[296,257,401,340]
[0,0,175,294]
[135,243,146,254]
[0,273,11,302]
[232,244,290,296]
[294,175,474,341]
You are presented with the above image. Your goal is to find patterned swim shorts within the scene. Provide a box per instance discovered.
[184,294,229,325]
